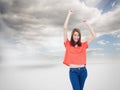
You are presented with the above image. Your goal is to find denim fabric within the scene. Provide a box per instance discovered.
[69,67,88,90]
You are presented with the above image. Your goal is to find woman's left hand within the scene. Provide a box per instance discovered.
[82,19,87,23]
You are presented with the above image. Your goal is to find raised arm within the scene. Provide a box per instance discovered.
[64,10,72,42]
[83,20,96,44]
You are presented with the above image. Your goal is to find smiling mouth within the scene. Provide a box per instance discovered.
[75,39,78,41]
[74,40,79,43]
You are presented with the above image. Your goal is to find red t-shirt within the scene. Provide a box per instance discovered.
[63,39,88,66]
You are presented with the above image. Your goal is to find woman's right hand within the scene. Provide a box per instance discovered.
[68,9,73,15]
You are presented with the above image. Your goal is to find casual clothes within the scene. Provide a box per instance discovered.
[69,67,88,90]
[63,39,88,66]
[63,39,88,90]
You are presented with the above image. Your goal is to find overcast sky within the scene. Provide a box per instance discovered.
[0,0,120,63]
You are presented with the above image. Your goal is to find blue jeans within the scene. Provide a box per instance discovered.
[69,67,88,90]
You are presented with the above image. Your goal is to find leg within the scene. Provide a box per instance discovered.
[69,68,81,90]
[79,67,88,90]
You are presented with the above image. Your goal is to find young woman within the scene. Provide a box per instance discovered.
[63,10,96,90]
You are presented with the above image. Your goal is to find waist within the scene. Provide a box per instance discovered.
[69,64,85,68]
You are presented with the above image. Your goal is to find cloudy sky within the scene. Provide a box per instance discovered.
[0,0,120,63]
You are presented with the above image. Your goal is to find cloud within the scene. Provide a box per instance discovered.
[87,48,103,52]
[87,48,105,59]
[91,6,120,34]
[115,48,120,51]
[0,0,120,62]
[112,1,117,8]
[112,31,120,38]
[1,0,120,36]
[113,43,120,46]
[87,48,104,57]
[91,52,105,56]
[97,40,109,45]
[80,0,102,7]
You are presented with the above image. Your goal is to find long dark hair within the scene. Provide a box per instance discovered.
[70,28,81,46]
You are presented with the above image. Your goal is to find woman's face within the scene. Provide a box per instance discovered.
[73,31,80,43]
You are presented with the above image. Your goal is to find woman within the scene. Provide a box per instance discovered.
[63,10,96,90]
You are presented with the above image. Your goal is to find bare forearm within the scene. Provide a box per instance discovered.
[64,10,72,42]
[83,20,96,44]
[64,13,71,29]
[86,22,96,38]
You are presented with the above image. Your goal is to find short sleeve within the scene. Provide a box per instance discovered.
[83,41,88,48]
[64,39,70,48]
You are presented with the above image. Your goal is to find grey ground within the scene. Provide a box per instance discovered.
[0,59,120,90]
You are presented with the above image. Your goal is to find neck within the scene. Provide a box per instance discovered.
[75,45,78,47]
